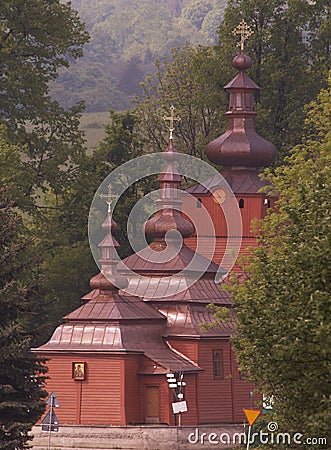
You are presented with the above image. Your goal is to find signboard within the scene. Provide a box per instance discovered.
[172,401,187,414]
[243,409,261,426]
[263,395,274,413]
[46,391,60,408]
[41,410,59,432]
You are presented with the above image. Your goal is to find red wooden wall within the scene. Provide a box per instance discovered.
[40,353,132,425]
[183,191,275,268]
[165,338,258,424]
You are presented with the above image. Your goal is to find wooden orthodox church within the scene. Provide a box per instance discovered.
[34,44,277,426]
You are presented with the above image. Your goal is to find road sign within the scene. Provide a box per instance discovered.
[244,408,261,450]
[263,395,274,413]
[41,410,59,432]
[172,401,187,414]
[243,409,261,426]
[46,391,60,408]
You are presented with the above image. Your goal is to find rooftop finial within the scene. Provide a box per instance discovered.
[232,20,253,51]
[99,183,113,213]
[163,105,181,140]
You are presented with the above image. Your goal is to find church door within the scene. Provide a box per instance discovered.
[145,386,160,423]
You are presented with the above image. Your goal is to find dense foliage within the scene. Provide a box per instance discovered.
[134,45,230,158]
[229,74,331,445]
[52,0,227,111]
[0,1,88,444]
[0,173,47,448]
[0,0,89,206]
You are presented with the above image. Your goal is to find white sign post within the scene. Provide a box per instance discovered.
[42,392,60,450]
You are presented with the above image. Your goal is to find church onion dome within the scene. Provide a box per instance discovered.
[205,50,278,168]
[89,211,128,292]
[144,138,194,240]
[121,126,220,277]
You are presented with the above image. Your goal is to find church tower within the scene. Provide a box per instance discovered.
[185,22,278,267]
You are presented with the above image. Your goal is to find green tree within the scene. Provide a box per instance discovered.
[134,0,330,163]
[182,0,214,29]
[31,111,147,332]
[85,110,149,258]
[0,0,88,123]
[0,0,89,208]
[201,6,225,44]
[228,73,331,442]
[0,185,47,449]
[0,0,94,341]
[134,44,229,159]
[54,0,227,111]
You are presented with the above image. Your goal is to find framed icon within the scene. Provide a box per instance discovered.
[72,362,85,380]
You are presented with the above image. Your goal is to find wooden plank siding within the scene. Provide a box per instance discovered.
[179,373,198,425]
[197,340,234,423]
[40,355,78,424]
[124,355,141,424]
[40,353,127,425]
[80,355,124,425]
[165,338,256,424]
[166,338,199,364]
[185,236,258,269]
[183,192,273,241]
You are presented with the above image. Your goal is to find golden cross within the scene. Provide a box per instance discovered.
[99,183,113,213]
[232,20,253,51]
[163,106,181,140]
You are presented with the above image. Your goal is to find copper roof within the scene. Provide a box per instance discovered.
[144,139,194,240]
[34,202,201,373]
[35,322,201,373]
[120,276,230,304]
[224,69,260,90]
[185,170,269,195]
[157,303,236,338]
[119,242,221,275]
[64,292,166,321]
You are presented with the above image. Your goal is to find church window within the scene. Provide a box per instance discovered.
[213,350,223,379]
[239,198,245,209]
[197,198,202,208]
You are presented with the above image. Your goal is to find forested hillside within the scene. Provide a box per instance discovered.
[51,0,226,111]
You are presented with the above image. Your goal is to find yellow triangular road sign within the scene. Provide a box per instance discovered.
[243,409,261,426]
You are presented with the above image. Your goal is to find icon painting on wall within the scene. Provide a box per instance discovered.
[73,362,85,380]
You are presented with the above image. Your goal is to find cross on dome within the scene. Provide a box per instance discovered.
[99,183,113,213]
[163,105,181,140]
[232,20,253,51]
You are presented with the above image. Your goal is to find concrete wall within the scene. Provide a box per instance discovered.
[31,424,246,449]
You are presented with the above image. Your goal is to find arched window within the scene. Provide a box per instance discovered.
[197,198,202,208]
[213,350,223,379]
[239,198,245,209]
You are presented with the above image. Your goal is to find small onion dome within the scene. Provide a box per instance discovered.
[90,212,129,292]
[144,139,194,240]
[90,270,128,291]
[144,210,194,240]
[232,51,252,71]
